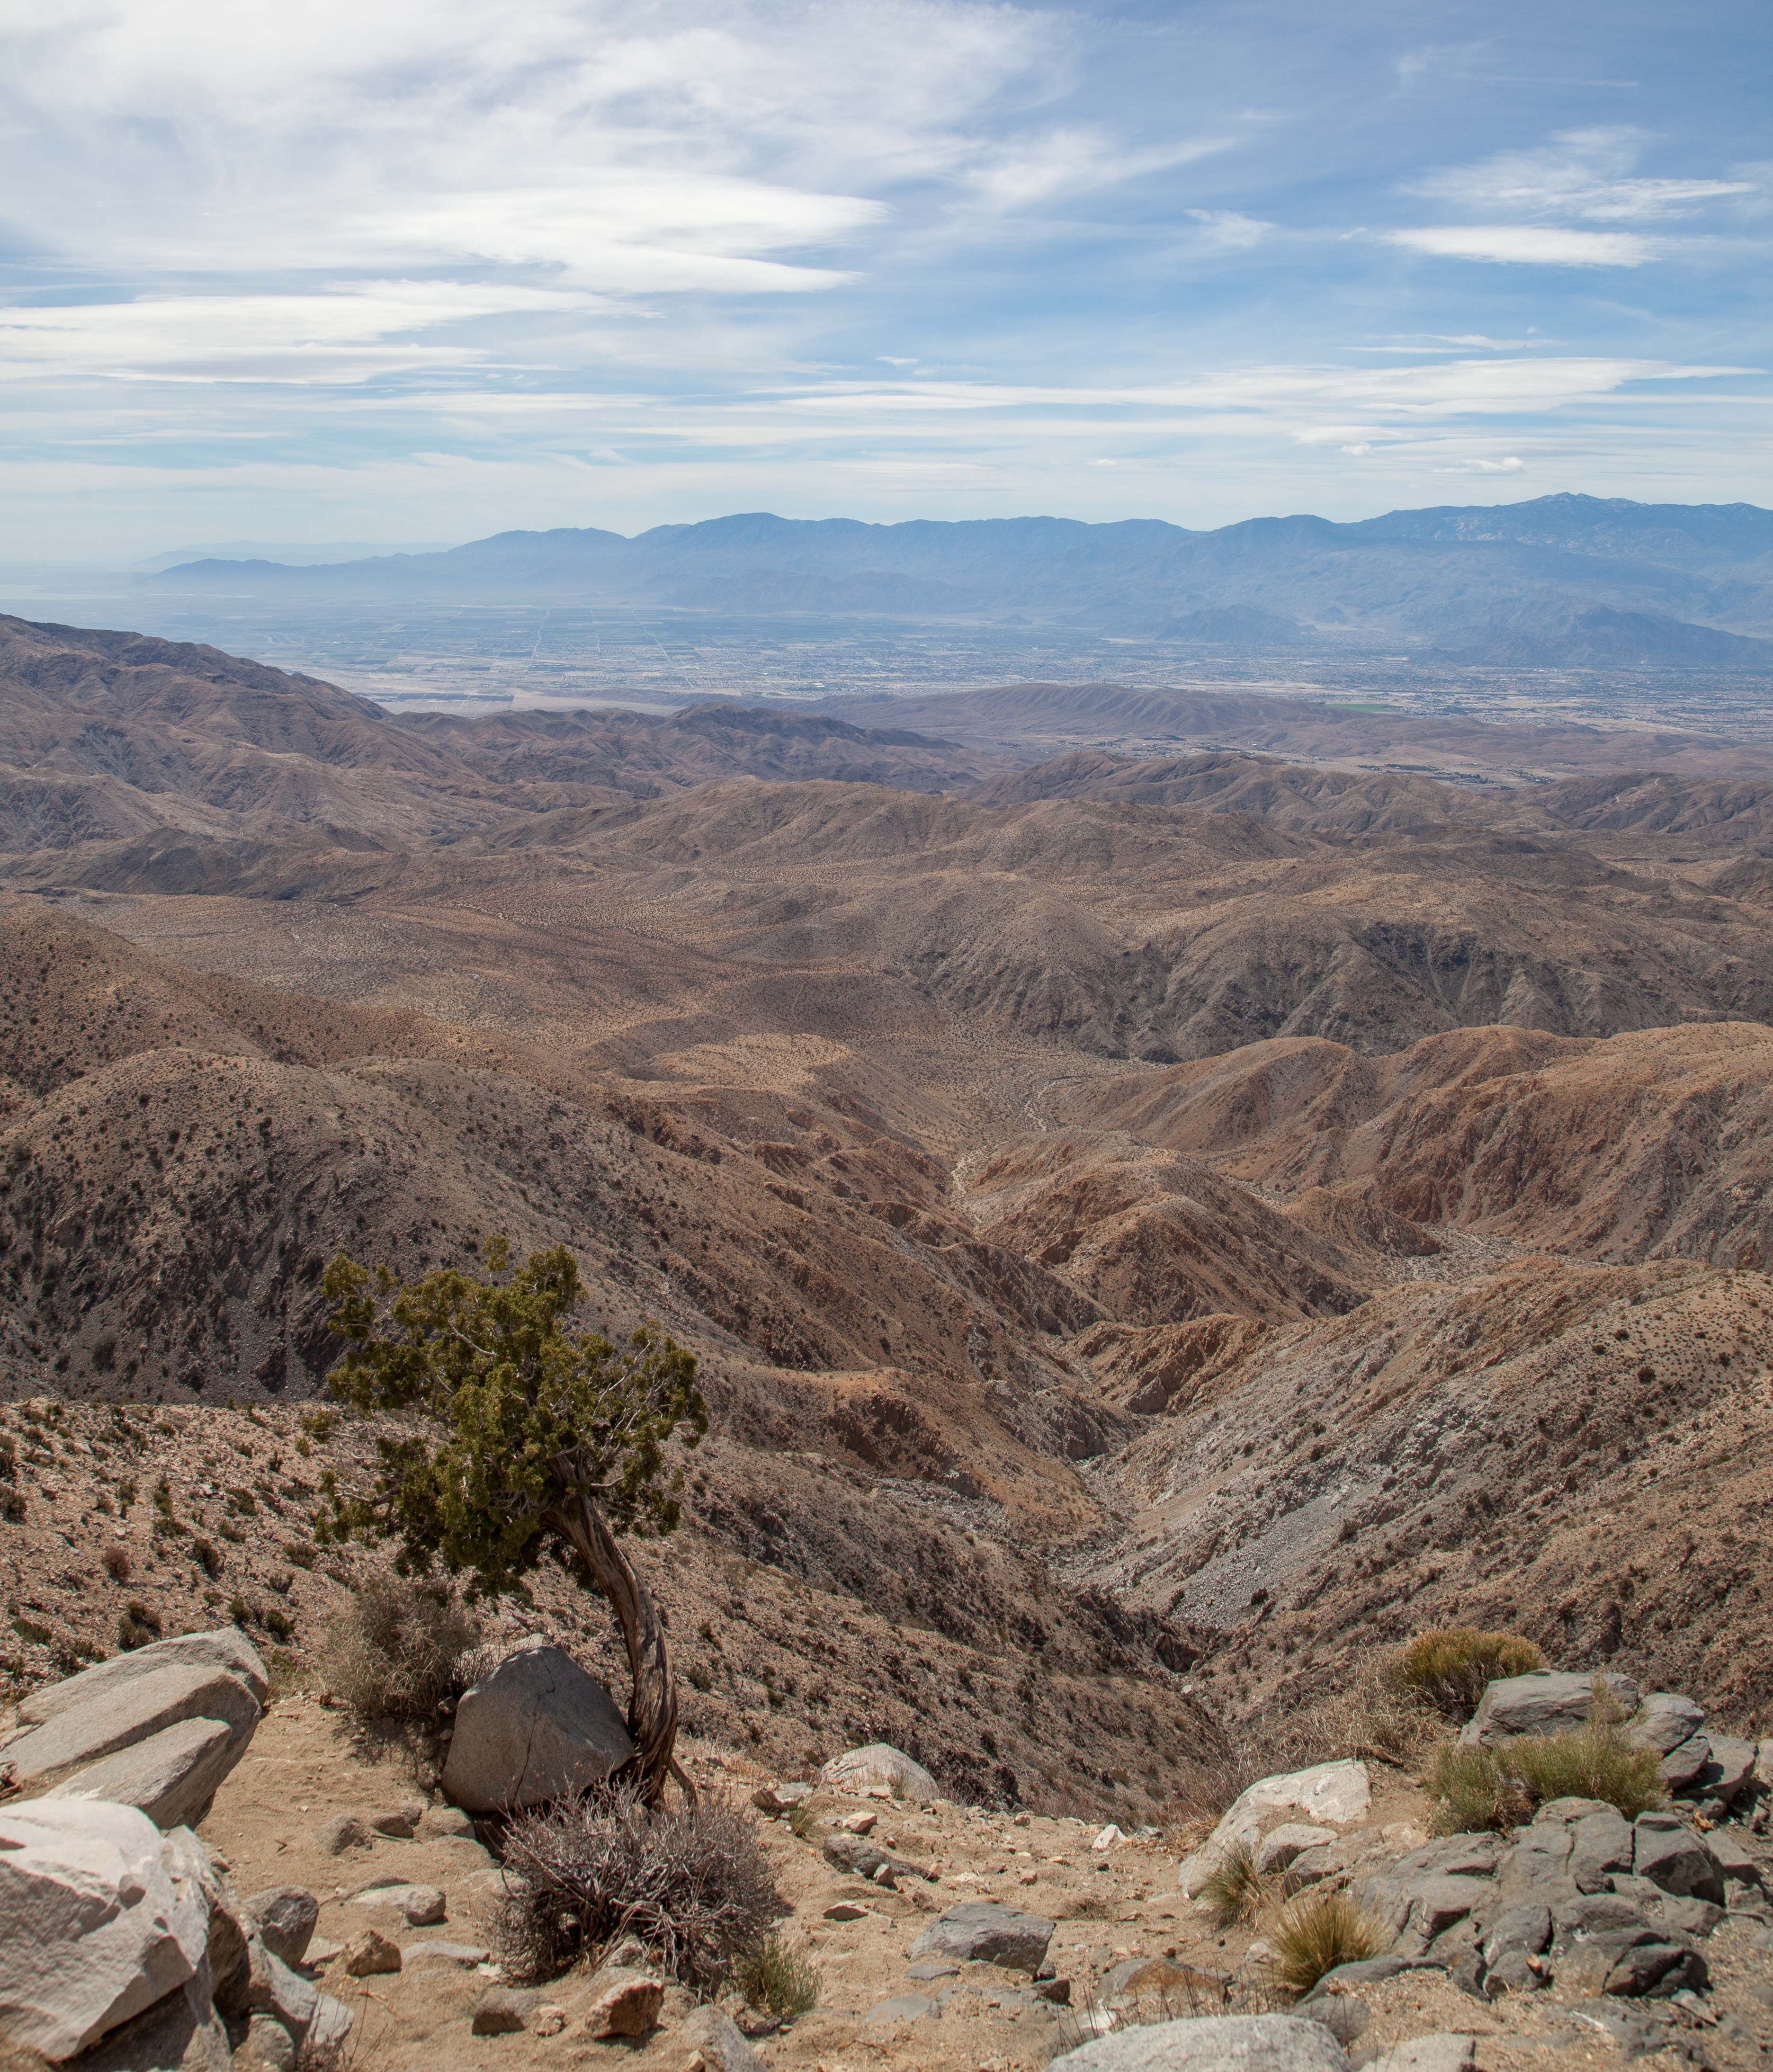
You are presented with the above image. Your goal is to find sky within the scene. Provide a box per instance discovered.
[1,0,1768,560]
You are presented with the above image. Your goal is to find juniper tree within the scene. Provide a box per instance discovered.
[314,1238,707,1803]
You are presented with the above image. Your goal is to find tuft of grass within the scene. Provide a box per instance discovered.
[730,1932,822,2018]
[1197,1840,1268,1928]
[1264,1888,1387,1998]
[1429,1728,1665,1833]
[1390,1628,1545,1720]
[495,1783,781,1990]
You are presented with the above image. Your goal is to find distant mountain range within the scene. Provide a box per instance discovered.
[152,494,1773,670]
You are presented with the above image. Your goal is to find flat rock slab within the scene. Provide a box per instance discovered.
[441,1643,633,1814]
[1050,2012,1351,2069]
[0,1799,215,2060]
[43,1715,239,1831]
[909,1900,1054,1971]
[350,1882,446,1926]
[1634,1816,1725,1903]
[1459,1670,1639,1745]
[865,1993,938,2023]
[820,1742,938,1803]
[5,1662,260,1788]
[1625,1692,1706,1755]
[16,1628,269,1726]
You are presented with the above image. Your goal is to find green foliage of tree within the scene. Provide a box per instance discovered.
[314,1238,707,1800]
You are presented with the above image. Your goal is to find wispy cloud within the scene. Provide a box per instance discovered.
[1409,127,1755,223]
[1384,225,1658,266]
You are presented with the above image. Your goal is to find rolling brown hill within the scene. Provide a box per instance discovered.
[5,616,1773,1789]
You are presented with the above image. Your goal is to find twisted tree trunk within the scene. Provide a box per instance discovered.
[554,1489,683,1806]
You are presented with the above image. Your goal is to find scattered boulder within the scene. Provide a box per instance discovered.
[580,1964,664,2039]
[1458,1670,1640,1745]
[908,1901,1054,1972]
[819,1743,938,1803]
[1624,1692,1705,1755]
[15,1630,269,1726]
[417,1804,476,1840]
[0,1801,214,2060]
[370,1804,424,1839]
[1180,1762,1370,1897]
[2,1664,261,1792]
[42,1717,239,1832]
[243,1889,320,1968]
[751,1781,813,1815]
[1633,1815,1725,1903]
[1660,1737,1712,1790]
[341,1928,402,1977]
[352,1881,446,1927]
[820,1832,931,1886]
[238,2012,296,2072]
[1555,1926,1707,1998]
[1695,1734,1759,1805]
[677,2003,766,2072]
[1049,2012,1351,2069]
[441,1643,634,1814]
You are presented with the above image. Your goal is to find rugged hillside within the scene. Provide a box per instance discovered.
[1059,1021,1773,1267]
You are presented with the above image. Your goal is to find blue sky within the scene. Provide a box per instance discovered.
[1,0,1767,559]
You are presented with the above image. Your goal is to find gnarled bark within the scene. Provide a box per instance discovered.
[553,1490,683,1806]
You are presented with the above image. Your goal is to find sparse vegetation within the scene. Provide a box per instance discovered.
[494,1784,779,1989]
[117,1600,162,1651]
[1264,1888,1387,1997]
[1429,1728,1666,1833]
[1391,1627,1545,1719]
[101,1543,132,1581]
[730,1931,822,2018]
[315,1571,481,1718]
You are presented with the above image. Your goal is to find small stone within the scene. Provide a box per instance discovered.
[864,1993,936,2023]
[824,1901,870,1920]
[403,1942,491,1966]
[532,2007,567,2037]
[245,1887,320,1967]
[752,1781,813,1815]
[677,2005,765,2072]
[905,1960,958,1981]
[417,1804,476,1840]
[240,2014,296,2072]
[472,1988,539,2035]
[839,1810,878,1835]
[400,1884,447,1927]
[342,1929,402,1977]
[1092,1825,1125,1851]
[303,1939,344,1967]
[1038,1975,1073,2005]
[582,1964,665,2039]
[909,1900,1054,1972]
[316,1814,370,1856]
[371,1804,423,1839]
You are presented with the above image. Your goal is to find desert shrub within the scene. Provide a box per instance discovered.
[315,1572,481,1718]
[192,1537,222,1577]
[1391,1628,1545,1719]
[117,1601,161,1651]
[730,1931,822,2017]
[0,1490,23,1524]
[1198,1840,1268,1929]
[261,1605,294,1641]
[1264,1888,1387,1997]
[101,1544,132,1581]
[1429,1729,1664,1833]
[496,1783,780,1988]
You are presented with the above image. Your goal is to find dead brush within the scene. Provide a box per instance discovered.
[494,1781,780,1989]
[1196,1840,1271,1929]
[314,1572,481,1719]
[1263,1887,1388,1998]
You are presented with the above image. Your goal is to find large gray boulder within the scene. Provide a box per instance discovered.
[43,1717,239,1832]
[0,1800,214,2060]
[1633,1814,1725,1903]
[819,1743,938,1803]
[1050,2013,1350,2069]
[907,1901,1054,1972]
[15,1630,269,1728]
[440,1643,633,1813]
[3,1664,260,1791]
[1459,1670,1640,1745]
[1179,1761,1370,1896]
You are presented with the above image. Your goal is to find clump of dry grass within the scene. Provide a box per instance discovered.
[1263,1888,1387,1997]
[1391,1628,1545,1720]
[1429,1727,1665,1834]
[1196,1840,1269,1929]
[730,1931,822,2017]
[495,1782,781,1989]
[315,1572,480,1719]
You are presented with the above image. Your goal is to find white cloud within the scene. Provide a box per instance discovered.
[1409,127,1754,224]
[1385,225,1657,267]
[1185,209,1272,252]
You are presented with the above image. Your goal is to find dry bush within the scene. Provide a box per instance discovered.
[315,1572,480,1719]
[1391,1628,1545,1720]
[1264,1888,1387,1998]
[1429,1730,1665,1834]
[1163,1753,1268,1853]
[101,1544,131,1582]
[1250,1653,1447,1776]
[1197,1840,1268,1929]
[495,1782,781,1989]
[730,1932,822,2017]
